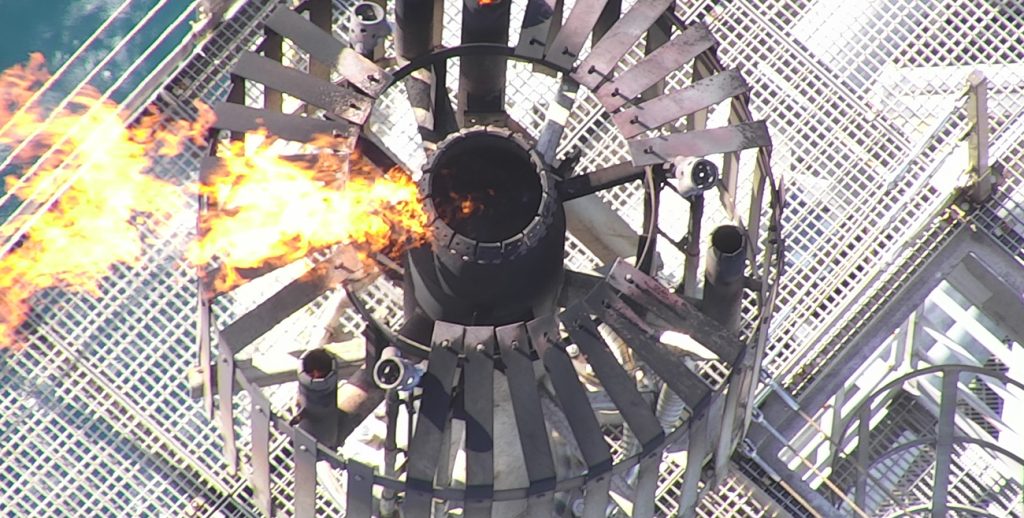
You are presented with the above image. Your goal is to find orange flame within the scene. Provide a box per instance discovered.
[0,54,430,349]
[189,133,430,293]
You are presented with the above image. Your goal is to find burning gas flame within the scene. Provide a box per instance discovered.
[0,54,429,349]
[190,133,430,293]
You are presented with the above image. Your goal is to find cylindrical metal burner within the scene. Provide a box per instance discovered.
[403,127,565,341]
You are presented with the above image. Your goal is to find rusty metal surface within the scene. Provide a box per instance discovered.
[573,0,674,89]
[606,259,744,362]
[544,0,612,69]
[612,68,749,139]
[212,102,356,141]
[231,51,373,124]
[627,121,772,166]
[594,23,715,111]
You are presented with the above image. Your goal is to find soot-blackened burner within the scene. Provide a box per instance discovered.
[402,127,565,340]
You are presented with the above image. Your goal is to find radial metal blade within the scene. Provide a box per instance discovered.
[573,0,675,89]
[495,323,557,497]
[627,121,772,166]
[211,102,356,142]
[231,52,373,124]
[402,322,463,516]
[612,68,750,139]
[593,23,715,111]
[264,6,391,97]
[463,326,496,518]
[561,303,665,452]
[544,0,612,69]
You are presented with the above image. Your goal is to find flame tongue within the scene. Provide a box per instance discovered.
[0,53,202,348]
[0,54,430,349]
[190,135,430,293]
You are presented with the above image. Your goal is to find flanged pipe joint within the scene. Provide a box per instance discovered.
[348,2,389,58]
[403,126,566,339]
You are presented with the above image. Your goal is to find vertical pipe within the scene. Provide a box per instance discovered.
[297,348,340,447]
[458,0,511,124]
[932,371,959,517]
[395,0,437,59]
[379,391,401,517]
[396,0,451,140]
[678,195,704,297]
[263,28,283,112]
[703,225,747,330]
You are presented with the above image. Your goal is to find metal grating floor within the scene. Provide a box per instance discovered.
[1,0,1021,516]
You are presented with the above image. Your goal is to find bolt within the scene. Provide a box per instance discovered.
[475,343,485,353]
[625,273,634,283]
[368,74,380,83]
[299,445,308,451]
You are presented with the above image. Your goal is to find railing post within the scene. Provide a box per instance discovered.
[964,71,992,204]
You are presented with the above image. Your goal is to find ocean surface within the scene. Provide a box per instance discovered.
[0,0,193,99]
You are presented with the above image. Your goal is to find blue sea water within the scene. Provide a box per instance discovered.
[0,0,193,100]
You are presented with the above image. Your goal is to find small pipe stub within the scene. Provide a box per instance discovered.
[349,2,389,57]
[297,348,340,446]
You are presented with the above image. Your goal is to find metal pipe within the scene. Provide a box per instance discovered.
[348,2,389,58]
[458,0,511,123]
[703,225,747,330]
[557,162,646,201]
[296,348,340,447]
[379,391,401,518]
[395,0,436,60]
[395,0,444,139]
